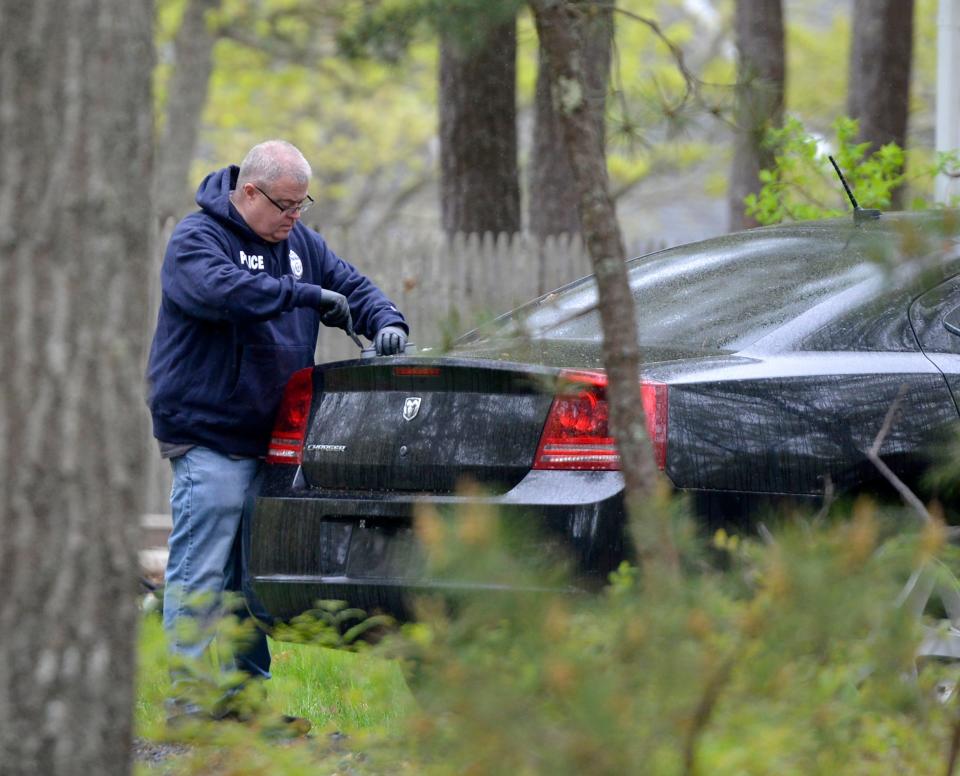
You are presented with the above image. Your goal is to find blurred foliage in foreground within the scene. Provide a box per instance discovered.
[139,486,960,775]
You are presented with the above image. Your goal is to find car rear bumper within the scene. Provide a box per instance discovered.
[248,468,627,621]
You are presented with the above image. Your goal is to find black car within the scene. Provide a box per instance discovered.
[248,211,960,621]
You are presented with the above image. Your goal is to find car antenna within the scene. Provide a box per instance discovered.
[828,155,881,225]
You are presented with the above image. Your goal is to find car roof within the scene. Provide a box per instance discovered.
[454,211,960,362]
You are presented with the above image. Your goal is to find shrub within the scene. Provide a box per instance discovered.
[374,497,958,775]
[744,116,959,225]
[138,494,960,774]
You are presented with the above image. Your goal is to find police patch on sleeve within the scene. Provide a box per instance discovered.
[289,249,303,279]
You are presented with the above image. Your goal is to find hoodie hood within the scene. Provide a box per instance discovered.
[195,165,260,241]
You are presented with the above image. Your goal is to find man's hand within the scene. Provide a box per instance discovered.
[374,326,407,356]
[317,290,351,330]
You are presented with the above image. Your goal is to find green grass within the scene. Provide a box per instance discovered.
[267,637,412,728]
[134,612,413,740]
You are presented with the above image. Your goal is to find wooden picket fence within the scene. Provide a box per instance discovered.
[313,228,595,363]
[141,225,661,516]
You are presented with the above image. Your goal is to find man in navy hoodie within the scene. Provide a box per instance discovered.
[146,140,407,719]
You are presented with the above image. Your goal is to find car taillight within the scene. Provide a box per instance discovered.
[533,370,667,471]
[266,367,314,465]
[641,380,669,470]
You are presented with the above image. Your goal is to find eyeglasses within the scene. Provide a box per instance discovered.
[254,185,314,216]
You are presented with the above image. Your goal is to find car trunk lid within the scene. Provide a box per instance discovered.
[300,359,557,493]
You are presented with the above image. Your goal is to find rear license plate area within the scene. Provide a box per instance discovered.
[323,518,422,579]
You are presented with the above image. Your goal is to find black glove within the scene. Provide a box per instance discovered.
[317,289,351,330]
[374,325,407,356]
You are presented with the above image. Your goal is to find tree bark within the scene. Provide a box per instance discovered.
[439,18,521,237]
[530,0,672,569]
[847,0,913,208]
[0,1,154,773]
[529,0,612,240]
[728,0,785,231]
[156,0,221,222]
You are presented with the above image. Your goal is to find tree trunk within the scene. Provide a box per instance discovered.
[728,0,785,231]
[847,0,914,208]
[156,0,221,222]
[439,18,521,237]
[530,0,673,569]
[0,1,154,773]
[529,0,612,240]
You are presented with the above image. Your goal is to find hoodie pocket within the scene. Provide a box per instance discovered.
[227,344,314,425]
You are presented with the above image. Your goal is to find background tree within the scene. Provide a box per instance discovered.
[0,1,153,772]
[155,0,945,241]
[440,14,521,237]
[847,0,914,208]
[530,0,672,568]
[156,0,221,222]
[157,0,439,233]
[529,0,613,240]
[728,0,785,231]
[320,0,541,236]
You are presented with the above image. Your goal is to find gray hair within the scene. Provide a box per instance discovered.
[236,140,312,188]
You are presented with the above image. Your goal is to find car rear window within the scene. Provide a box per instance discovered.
[468,232,886,353]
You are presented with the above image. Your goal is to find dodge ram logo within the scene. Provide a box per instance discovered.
[402,397,422,421]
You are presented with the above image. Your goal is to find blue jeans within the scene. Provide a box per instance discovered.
[163,447,271,682]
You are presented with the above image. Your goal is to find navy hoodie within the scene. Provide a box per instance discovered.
[146,165,407,457]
